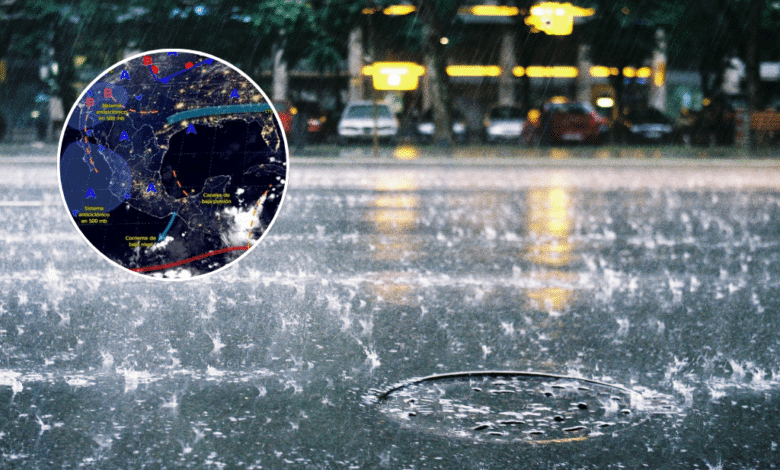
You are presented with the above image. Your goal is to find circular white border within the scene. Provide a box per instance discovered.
[56,48,290,282]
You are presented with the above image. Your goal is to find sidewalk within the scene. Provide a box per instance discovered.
[292,143,780,167]
[4,142,780,168]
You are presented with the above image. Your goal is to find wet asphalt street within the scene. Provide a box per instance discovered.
[2,144,780,468]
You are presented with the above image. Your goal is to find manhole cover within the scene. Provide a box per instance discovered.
[370,371,681,444]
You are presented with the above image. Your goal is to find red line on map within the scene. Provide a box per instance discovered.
[131,246,249,273]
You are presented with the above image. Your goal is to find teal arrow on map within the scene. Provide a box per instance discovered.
[158,212,177,242]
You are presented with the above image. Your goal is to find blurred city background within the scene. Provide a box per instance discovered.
[4,2,780,468]
[1,0,780,150]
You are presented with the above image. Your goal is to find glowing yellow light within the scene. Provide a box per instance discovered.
[527,187,574,268]
[73,55,87,67]
[609,67,619,75]
[375,194,418,207]
[469,5,520,16]
[636,67,652,78]
[393,145,419,160]
[703,98,712,106]
[596,97,614,108]
[549,96,569,104]
[383,5,416,15]
[589,66,611,77]
[525,2,594,35]
[512,66,525,76]
[525,66,578,78]
[440,37,449,45]
[374,173,417,192]
[527,109,541,124]
[361,7,379,14]
[623,67,636,78]
[654,63,666,87]
[446,65,501,77]
[363,62,425,91]
[289,107,298,115]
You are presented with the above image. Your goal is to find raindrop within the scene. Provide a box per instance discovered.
[499,419,525,426]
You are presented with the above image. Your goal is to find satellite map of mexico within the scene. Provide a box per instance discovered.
[57,49,289,279]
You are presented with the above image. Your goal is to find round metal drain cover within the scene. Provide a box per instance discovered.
[371,371,681,444]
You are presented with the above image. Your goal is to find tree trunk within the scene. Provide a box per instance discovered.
[745,0,761,146]
[418,4,453,147]
[51,18,79,118]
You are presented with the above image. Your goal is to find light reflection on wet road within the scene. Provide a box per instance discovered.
[2,146,780,468]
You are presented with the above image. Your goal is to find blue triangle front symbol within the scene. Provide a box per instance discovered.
[147,183,157,193]
[119,130,130,141]
[230,89,240,99]
[85,188,96,199]
[186,123,196,134]
[121,70,130,80]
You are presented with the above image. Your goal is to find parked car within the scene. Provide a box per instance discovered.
[293,101,335,143]
[483,106,526,143]
[528,100,607,145]
[337,101,399,143]
[614,107,675,144]
[416,108,467,143]
[272,101,296,136]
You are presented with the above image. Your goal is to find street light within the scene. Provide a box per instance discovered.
[525,2,595,35]
[362,62,425,91]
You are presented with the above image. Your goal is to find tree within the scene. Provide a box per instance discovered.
[414,0,466,146]
[581,1,656,118]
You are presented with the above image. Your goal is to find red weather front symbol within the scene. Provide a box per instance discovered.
[142,55,152,66]
[85,97,95,107]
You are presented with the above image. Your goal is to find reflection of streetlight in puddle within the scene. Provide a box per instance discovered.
[525,179,578,315]
[526,271,580,313]
[364,271,419,306]
[393,145,419,160]
[550,148,572,159]
[527,186,572,267]
[365,173,421,303]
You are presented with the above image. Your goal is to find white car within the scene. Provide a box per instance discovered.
[483,106,526,142]
[337,101,399,142]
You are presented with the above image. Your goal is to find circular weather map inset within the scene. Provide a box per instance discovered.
[58,49,288,279]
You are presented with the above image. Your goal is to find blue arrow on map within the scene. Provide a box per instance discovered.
[158,212,177,242]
